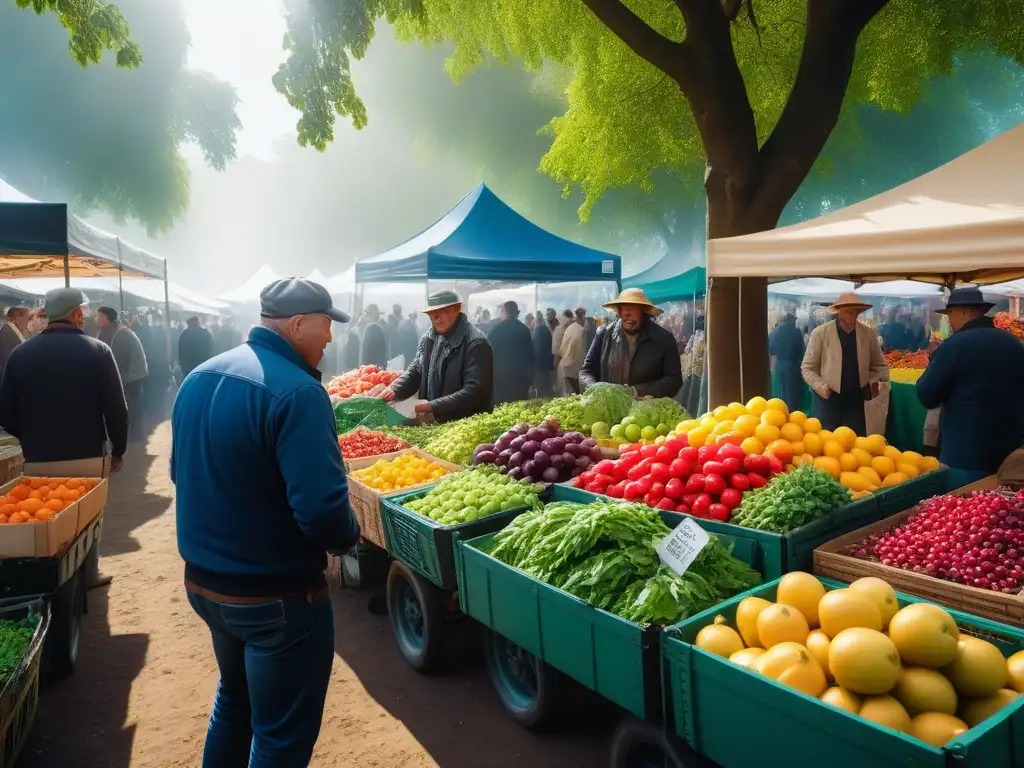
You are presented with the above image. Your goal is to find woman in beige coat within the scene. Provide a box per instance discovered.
[801,293,889,436]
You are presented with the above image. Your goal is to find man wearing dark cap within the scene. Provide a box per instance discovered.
[0,287,128,587]
[177,315,215,378]
[532,308,556,397]
[917,287,1024,488]
[379,290,493,422]
[171,278,360,766]
[487,300,534,404]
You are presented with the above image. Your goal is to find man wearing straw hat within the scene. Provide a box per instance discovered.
[801,292,889,436]
[916,287,1024,488]
[579,288,682,398]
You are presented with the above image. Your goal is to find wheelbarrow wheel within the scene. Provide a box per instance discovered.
[483,628,560,730]
[386,561,446,673]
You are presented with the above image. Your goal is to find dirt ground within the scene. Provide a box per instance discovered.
[17,423,610,768]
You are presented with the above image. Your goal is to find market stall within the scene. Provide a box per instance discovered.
[216,264,283,303]
[353,182,621,305]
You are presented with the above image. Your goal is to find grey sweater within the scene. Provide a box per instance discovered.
[109,326,149,385]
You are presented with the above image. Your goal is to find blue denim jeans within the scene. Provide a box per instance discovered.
[187,590,335,768]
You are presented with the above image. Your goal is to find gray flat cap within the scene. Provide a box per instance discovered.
[260,278,350,323]
[44,287,89,321]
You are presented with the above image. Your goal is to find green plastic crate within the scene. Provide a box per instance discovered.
[663,575,1024,768]
[379,482,543,590]
[455,486,765,719]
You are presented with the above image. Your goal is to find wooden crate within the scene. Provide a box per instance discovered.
[814,475,1024,626]
[345,448,462,550]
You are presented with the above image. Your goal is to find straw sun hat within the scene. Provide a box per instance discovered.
[828,292,872,313]
[602,288,663,317]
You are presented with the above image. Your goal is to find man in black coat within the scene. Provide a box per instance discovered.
[769,311,806,413]
[488,301,534,404]
[916,287,1024,488]
[0,288,128,587]
[360,304,388,368]
[177,316,216,378]
[0,306,29,382]
[380,291,493,423]
[579,288,682,399]
[532,308,555,397]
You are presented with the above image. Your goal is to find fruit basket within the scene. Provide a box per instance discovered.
[662,576,1024,768]
[455,485,764,720]
[0,597,49,768]
[345,449,461,549]
[814,476,1024,627]
[380,480,550,590]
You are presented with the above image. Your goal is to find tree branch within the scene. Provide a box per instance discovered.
[579,0,683,76]
[751,0,892,222]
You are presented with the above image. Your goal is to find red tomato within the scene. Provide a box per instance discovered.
[704,473,726,496]
[649,463,671,485]
[627,459,654,482]
[655,497,677,511]
[624,481,645,500]
[729,473,751,491]
[702,461,725,476]
[640,444,660,460]
[606,482,626,498]
[637,476,655,494]
[664,478,684,500]
[697,445,719,466]
[743,454,771,475]
[691,493,713,517]
[593,460,617,476]
[748,472,768,489]
[675,502,691,514]
[678,446,699,465]
[708,503,731,522]
[664,438,686,454]
[669,458,693,479]
[655,445,676,464]
[579,470,597,485]
[719,488,743,510]
[593,473,616,488]
[584,482,604,494]
[768,456,785,475]
[684,474,706,494]
[720,457,742,476]
[682,494,700,508]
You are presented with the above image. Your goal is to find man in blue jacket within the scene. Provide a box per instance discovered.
[916,287,1024,488]
[172,278,360,768]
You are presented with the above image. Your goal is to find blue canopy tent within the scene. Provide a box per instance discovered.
[640,265,707,305]
[354,183,621,286]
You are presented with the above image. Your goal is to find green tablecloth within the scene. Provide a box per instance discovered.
[769,372,925,451]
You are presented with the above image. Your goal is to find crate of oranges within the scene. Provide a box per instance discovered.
[0,476,108,557]
[346,449,460,548]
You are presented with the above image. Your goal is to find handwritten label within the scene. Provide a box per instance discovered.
[601,260,614,275]
[657,518,710,576]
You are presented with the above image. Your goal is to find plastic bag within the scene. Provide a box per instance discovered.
[386,355,405,371]
[333,396,391,434]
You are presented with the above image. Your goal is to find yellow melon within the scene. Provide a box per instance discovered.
[910,713,968,748]
[828,627,902,695]
[777,572,826,628]
[881,472,910,487]
[821,686,861,714]
[780,423,804,443]
[817,589,882,637]
[859,695,912,733]
[895,667,958,716]
[958,689,1020,727]
[757,603,811,648]
[946,637,1010,697]
[847,577,899,628]
[735,596,772,648]
[729,647,766,669]
[832,426,857,451]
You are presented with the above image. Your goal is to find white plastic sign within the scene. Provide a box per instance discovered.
[657,518,710,576]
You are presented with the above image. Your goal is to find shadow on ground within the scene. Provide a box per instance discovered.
[330,585,615,768]
[18,586,149,768]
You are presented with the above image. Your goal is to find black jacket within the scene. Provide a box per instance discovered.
[488,318,534,404]
[391,316,493,423]
[0,323,23,382]
[579,318,683,399]
[532,323,554,372]
[917,316,1024,471]
[178,326,216,377]
[0,323,128,461]
[360,321,388,368]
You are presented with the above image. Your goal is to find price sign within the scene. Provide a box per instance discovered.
[657,518,710,576]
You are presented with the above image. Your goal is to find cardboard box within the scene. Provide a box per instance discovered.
[0,475,109,558]
[0,446,24,485]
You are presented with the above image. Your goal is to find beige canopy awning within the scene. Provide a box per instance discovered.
[707,123,1024,286]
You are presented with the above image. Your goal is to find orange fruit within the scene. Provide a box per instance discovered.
[766,440,794,465]
[741,437,765,456]
[8,512,28,524]
[45,499,65,512]
[18,498,44,514]
[839,453,860,472]
[33,509,54,521]
[0,504,16,517]
[10,485,29,500]
[755,424,781,444]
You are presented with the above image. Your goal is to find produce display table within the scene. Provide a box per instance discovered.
[0,597,48,768]
[769,373,925,452]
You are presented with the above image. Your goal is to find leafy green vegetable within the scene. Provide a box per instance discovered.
[333,396,391,433]
[627,398,690,432]
[490,499,760,626]
[0,616,37,681]
[581,383,633,430]
[731,465,853,533]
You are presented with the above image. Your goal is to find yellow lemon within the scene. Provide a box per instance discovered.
[780,423,804,443]
[857,466,883,486]
[803,433,824,457]
[871,456,896,478]
[832,426,857,451]
[803,417,822,434]
[883,445,903,462]
[881,472,909,487]
[897,463,920,479]
[824,441,845,460]
[712,420,736,436]
[740,437,765,456]
[819,429,834,443]
[754,424,781,444]
[813,456,842,480]
[676,419,699,433]
[839,453,860,472]
[790,441,805,456]
[853,437,872,453]
[734,414,760,437]
[761,409,788,429]
[712,405,731,420]
[725,402,747,419]
[765,398,790,416]
[700,416,719,430]
[792,454,805,468]
[901,451,924,469]
[688,428,710,447]
[841,471,873,493]
[789,410,808,426]
[851,448,874,467]
[920,456,941,472]
[745,396,768,416]
[864,434,888,456]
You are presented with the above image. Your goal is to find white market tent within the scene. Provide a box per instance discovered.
[305,267,328,284]
[707,122,1024,286]
[0,277,224,316]
[217,264,283,303]
[768,278,944,299]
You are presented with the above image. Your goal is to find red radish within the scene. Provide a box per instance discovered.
[704,474,726,496]
[664,478,684,500]
[708,503,731,522]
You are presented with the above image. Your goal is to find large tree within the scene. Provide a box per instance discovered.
[268,0,1024,403]
[3,0,240,232]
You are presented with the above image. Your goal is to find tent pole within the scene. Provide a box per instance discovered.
[163,260,172,363]
[63,254,70,288]
[116,239,125,314]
